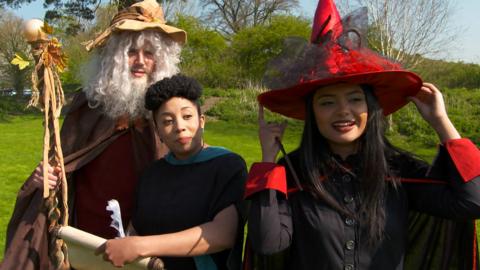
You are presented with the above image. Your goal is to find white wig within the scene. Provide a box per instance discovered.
[83,30,181,119]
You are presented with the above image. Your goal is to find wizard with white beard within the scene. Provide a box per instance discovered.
[2,1,186,269]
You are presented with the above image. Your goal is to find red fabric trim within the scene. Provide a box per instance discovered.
[399,178,446,185]
[444,138,480,183]
[244,165,465,197]
[244,163,287,198]
[287,187,301,194]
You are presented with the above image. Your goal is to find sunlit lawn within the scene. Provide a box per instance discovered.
[0,115,44,258]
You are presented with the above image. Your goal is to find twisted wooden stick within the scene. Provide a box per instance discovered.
[28,35,69,270]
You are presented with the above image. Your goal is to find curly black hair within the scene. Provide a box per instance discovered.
[145,74,203,112]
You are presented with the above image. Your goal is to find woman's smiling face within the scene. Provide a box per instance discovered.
[312,83,368,156]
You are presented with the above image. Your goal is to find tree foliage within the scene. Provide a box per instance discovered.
[338,0,456,69]
[4,0,477,96]
[231,15,310,82]
[200,0,300,36]
[175,14,235,88]
[0,10,31,97]
[176,14,310,88]
[59,31,92,92]
[57,4,119,91]
[0,0,181,35]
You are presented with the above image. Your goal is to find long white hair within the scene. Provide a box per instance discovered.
[83,30,181,119]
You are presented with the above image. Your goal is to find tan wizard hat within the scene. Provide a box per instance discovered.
[85,0,187,51]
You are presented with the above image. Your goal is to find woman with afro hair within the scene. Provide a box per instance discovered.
[101,74,247,270]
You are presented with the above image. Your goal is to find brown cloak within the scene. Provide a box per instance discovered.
[1,92,167,270]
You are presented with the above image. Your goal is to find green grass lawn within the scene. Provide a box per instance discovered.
[0,115,44,258]
[0,114,455,260]
[204,120,302,166]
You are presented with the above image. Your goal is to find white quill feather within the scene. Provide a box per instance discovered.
[106,199,125,238]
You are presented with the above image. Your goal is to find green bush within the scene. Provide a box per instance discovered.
[231,15,311,83]
[392,88,480,146]
[414,59,480,90]
[176,15,240,88]
[206,87,262,123]
[205,86,303,129]
[0,109,6,121]
[0,96,39,120]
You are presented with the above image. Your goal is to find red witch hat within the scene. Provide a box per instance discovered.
[258,0,422,120]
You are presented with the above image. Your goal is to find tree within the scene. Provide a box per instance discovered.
[175,14,233,87]
[338,0,456,69]
[0,0,183,35]
[56,4,118,91]
[231,15,310,83]
[0,11,31,98]
[200,0,300,36]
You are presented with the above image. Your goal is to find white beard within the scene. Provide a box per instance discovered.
[102,76,150,119]
[83,30,182,120]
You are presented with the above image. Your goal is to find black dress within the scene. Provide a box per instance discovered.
[132,147,248,270]
[245,139,480,270]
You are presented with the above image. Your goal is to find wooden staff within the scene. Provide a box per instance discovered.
[22,19,70,270]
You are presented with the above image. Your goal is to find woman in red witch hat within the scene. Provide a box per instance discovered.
[243,1,480,269]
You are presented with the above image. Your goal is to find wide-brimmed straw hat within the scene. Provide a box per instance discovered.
[85,0,187,51]
[258,0,422,120]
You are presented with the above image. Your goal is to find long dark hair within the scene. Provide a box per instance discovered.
[297,84,400,244]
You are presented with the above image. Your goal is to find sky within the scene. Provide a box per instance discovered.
[5,0,480,64]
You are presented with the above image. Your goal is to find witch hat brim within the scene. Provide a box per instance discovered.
[259,70,421,120]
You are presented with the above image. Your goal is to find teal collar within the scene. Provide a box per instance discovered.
[165,146,231,165]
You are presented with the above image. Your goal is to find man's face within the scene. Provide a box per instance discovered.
[127,44,156,79]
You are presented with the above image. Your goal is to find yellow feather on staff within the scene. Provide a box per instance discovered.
[15,18,70,270]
